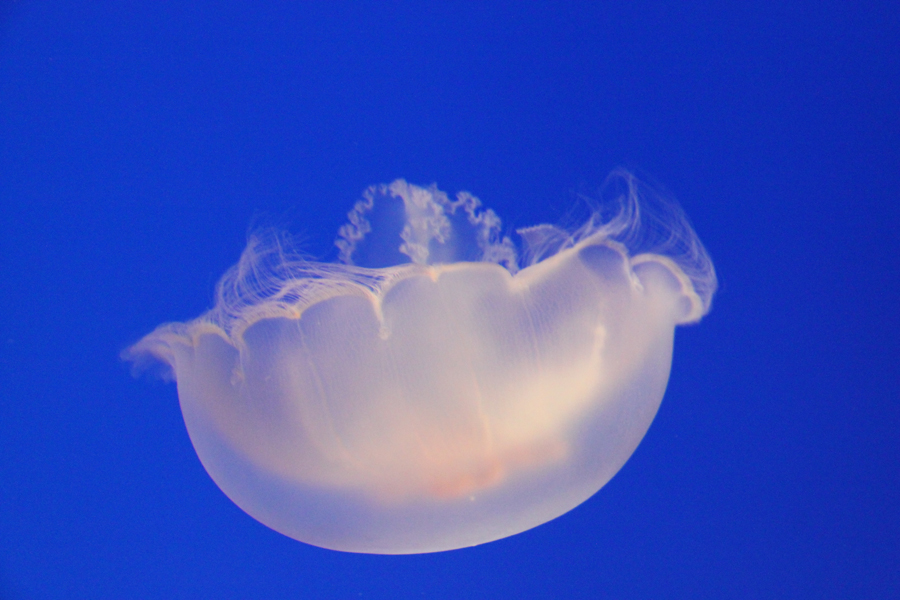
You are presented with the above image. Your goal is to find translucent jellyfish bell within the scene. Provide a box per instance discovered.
[124,170,717,554]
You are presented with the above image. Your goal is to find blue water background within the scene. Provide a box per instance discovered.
[1,2,897,598]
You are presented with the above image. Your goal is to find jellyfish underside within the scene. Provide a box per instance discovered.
[126,174,716,554]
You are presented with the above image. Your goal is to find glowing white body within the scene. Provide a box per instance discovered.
[126,173,716,553]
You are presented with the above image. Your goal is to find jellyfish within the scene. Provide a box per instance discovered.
[124,169,716,554]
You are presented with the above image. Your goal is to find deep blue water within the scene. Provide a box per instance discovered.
[1,2,897,598]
